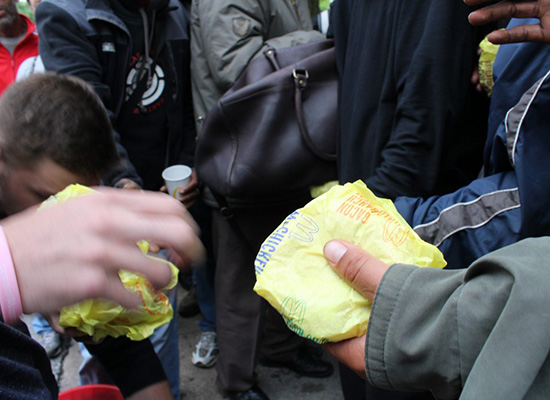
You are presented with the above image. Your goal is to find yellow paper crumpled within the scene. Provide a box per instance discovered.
[39,184,178,342]
[253,181,446,343]
[479,35,501,97]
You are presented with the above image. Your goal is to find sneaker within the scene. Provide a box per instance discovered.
[192,331,219,368]
[36,331,63,359]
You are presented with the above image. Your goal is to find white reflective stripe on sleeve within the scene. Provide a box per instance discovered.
[413,188,521,247]
[505,69,550,167]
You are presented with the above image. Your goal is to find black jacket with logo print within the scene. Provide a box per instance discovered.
[37,0,196,189]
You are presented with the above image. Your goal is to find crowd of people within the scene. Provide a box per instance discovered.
[1,0,550,399]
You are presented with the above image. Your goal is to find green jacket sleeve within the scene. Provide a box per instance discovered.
[367,237,550,400]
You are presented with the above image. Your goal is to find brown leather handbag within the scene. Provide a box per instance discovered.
[195,39,338,207]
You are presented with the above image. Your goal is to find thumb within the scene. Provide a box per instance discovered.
[323,240,389,301]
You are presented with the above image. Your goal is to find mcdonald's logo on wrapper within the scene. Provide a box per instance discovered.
[383,219,409,247]
[254,181,446,343]
[281,296,307,337]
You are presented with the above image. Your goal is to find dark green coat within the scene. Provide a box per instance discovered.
[368,237,550,399]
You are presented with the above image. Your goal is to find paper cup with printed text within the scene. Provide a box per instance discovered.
[162,165,192,200]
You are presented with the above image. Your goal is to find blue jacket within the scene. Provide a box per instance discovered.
[395,19,550,269]
[36,0,196,188]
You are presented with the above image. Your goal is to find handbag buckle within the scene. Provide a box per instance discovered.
[292,69,309,89]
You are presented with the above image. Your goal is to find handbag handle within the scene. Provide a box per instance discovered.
[263,46,281,70]
[293,69,337,161]
[262,46,337,162]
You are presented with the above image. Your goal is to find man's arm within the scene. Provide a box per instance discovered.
[466,0,550,43]
[392,171,521,269]
[1,189,203,317]
[394,50,550,265]
[322,237,550,399]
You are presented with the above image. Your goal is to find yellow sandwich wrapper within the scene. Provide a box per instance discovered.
[39,184,179,342]
[479,35,501,97]
[253,181,446,343]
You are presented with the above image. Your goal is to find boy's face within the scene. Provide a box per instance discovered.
[0,157,97,215]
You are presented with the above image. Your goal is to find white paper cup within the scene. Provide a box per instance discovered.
[162,165,192,200]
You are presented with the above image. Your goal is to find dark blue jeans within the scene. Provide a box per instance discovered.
[190,200,217,333]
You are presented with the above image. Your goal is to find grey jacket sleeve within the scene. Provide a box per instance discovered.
[366,237,550,400]
[194,0,323,93]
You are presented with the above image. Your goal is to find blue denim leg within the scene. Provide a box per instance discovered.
[194,263,216,333]
[32,314,54,335]
[189,200,217,334]
[154,285,180,399]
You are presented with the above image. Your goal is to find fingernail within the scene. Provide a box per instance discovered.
[324,240,348,264]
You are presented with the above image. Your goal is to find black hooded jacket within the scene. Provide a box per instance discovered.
[37,0,195,189]
[331,0,492,200]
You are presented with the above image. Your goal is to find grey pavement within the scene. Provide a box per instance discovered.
[28,287,345,400]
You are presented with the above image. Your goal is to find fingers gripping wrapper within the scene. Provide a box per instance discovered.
[40,185,179,342]
[253,181,446,343]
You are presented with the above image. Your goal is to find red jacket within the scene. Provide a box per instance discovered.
[0,15,39,96]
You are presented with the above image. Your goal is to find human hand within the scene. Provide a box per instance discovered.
[113,178,141,190]
[179,170,199,208]
[160,170,199,209]
[146,245,189,273]
[2,188,204,316]
[163,247,188,272]
[321,240,389,378]
[466,0,550,44]
[149,169,200,261]
[42,313,98,344]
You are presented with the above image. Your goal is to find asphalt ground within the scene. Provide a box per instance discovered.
[26,287,345,400]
